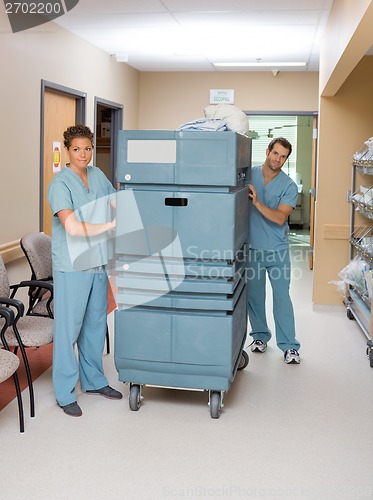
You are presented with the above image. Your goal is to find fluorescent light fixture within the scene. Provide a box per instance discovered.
[213,62,307,67]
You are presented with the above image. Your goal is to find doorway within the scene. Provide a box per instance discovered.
[40,80,86,235]
[94,98,123,186]
[246,112,318,270]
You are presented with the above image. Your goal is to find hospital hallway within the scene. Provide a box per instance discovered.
[1,229,373,500]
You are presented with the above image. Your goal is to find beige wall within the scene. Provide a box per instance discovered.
[313,56,373,304]
[138,72,319,130]
[312,0,373,304]
[0,8,139,249]
[320,0,373,96]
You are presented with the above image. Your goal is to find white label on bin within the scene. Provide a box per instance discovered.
[127,140,176,163]
[124,174,131,181]
[123,264,129,271]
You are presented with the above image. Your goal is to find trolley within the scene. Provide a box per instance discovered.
[114,130,251,418]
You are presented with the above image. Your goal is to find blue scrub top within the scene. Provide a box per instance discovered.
[48,165,116,272]
[248,165,298,251]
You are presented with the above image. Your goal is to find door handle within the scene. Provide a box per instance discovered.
[165,198,188,207]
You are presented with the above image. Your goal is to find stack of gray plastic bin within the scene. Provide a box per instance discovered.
[114,129,251,418]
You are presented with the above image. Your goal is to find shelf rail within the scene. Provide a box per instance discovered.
[349,186,373,220]
[349,224,373,262]
[352,144,373,172]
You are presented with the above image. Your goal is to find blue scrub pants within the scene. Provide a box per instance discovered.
[247,248,300,352]
[53,270,109,406]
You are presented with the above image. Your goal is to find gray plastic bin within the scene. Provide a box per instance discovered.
[115,186,248,260]
[117,130,251,187]
[114,284,247,392]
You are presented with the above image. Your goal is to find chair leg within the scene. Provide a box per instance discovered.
[106,324,110,355]
[12,371,25,433]
[14,344,35,418]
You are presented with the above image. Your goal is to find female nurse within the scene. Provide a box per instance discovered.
[48,124,122,417]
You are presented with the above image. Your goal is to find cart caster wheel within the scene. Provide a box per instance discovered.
[129,384,141,411]
[346,308,355,320]
[209,392,221,419]
[238,350,249,370]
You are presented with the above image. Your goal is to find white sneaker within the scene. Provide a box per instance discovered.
[251,340,267,353]
[284,349,300,364]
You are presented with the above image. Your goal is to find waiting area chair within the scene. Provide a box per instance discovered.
[20,232,110,354]
[20,232,53,318]
[0,306,25,433]
[0,254,53,418]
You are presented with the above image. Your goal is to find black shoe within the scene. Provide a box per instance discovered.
[86,385,123,400]
[60,401,82,417]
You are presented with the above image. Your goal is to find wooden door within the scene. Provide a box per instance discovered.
[42,91,76,235]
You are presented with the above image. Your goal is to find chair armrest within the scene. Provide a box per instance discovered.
[0,305,15,327]
[11,279,54,294]
[10,280,54,319]
[10,280,54,312]
[0,305,15,349]
[0,296,24,318]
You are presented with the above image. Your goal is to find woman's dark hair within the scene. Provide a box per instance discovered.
[267,136,292,157]
[63,125,94,149]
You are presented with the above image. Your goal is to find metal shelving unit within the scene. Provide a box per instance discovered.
[345,144,373,366]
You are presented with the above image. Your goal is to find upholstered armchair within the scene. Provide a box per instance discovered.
[0,306,24,432]
[20,232,110,354]
[20,232,53,318]
[0,254,53,418]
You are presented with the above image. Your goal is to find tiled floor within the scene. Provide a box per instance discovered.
[1,232,373,500]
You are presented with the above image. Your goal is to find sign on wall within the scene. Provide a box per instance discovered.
[209,89,235,105]
[53,141,61,172]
